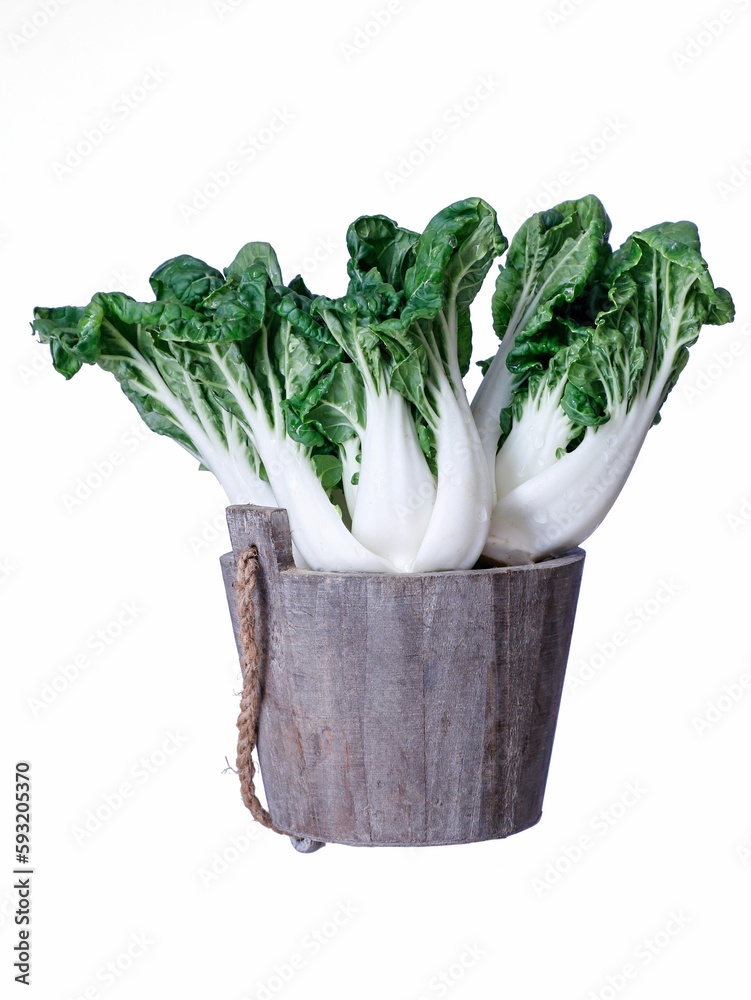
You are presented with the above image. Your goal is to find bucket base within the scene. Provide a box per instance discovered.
[281,811,544,850]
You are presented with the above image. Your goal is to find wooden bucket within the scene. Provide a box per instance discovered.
[220,505,584,848]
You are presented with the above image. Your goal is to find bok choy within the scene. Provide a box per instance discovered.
[476,197,733,564]
[32,193,733,571]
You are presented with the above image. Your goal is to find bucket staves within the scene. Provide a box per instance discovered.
[220,505,585,848]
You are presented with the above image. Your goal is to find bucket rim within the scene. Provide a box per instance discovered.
[224,504,585,580]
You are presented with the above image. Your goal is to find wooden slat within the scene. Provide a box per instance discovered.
[421,571,493,844]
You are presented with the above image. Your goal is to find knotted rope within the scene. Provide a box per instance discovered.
[234,546,279,831]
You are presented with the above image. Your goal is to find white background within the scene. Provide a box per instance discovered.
[3,0,750,997]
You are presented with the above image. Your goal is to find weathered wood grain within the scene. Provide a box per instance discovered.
[222,505,584,847]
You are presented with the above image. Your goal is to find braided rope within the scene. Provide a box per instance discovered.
[234,546,278,831]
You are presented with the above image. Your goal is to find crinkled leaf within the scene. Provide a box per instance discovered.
[32,305,87,378]
[149,255,225,307]
[493,195,612,348]
[225,242,283,286]
[346,214,419,291]
[401,197,507,376]
[290,361,366,445]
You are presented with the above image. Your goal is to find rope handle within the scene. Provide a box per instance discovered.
[234,546,280,832]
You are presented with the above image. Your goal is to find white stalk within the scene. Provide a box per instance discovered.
[208,345,391,572]
[102,328,276,507]
[470,275,538,494]
[350,380,435,572]
[472,232,594,497]
[219,410,278,507]
[258,426,391,572]
[484,276,693,563]
[411,377,493,572]
[483,388,658,565]
[470,337,517,497]
[493,378,571,501]
[339,436,361,523]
